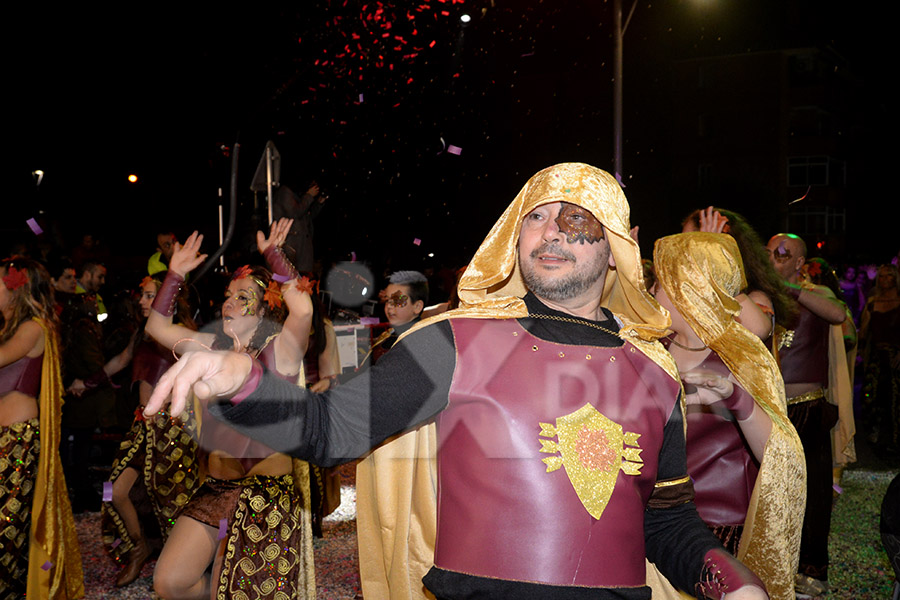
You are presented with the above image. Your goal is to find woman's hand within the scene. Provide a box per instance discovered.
[168,231,207,277]
[68,379,86,397]
[697,206,728,233]
[681,368,734,406]
[256,218,294,254]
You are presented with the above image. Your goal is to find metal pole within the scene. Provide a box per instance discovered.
[266,144,274,225]
[614,0,638,184]
[614,0,624,181]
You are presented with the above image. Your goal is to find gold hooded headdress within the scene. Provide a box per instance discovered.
[653,232,806,600]
[421,162,671,343]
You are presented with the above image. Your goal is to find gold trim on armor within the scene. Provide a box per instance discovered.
[786,388,825,405]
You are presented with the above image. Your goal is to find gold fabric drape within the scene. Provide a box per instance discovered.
[652,233,807,600]
[827,323,855,466]
[355,163,680,598]
[356,425,438,600]
[27,318,85,599]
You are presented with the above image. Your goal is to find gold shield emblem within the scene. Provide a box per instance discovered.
[539,403,642,520]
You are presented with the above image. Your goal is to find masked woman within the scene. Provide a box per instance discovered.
[0,257,83,599]
[652,233,806,600]
[100,274,202,588]
[146,226,315,600]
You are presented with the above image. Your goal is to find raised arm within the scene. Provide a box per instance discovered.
[787,282,846,325]
[146,231,215,353]
[271,279,313,378]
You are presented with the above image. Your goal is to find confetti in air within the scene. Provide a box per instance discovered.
[789,186,811,205]
[26,218,43,235]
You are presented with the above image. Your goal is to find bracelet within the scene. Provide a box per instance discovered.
[151,271,185,317]
[230,357,263,405]
[263,245,299,282]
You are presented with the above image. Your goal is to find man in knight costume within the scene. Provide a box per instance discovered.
[145,163,767,600]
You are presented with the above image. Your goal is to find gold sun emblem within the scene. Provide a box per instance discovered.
[539,403,642,520]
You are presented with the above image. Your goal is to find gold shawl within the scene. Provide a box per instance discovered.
[27,318,85,599]
[828,321,855,466]
[652,233,807,600]
[355,163,680,599]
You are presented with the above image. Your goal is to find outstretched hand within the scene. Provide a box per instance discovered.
[143,350,254,418]
[681,368,734,406]
[256,218,294,254]
[169,231,208,277]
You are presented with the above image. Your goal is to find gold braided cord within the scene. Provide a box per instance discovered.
[526,312,622,338]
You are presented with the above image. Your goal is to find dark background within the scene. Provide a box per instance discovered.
[12,0,897,295]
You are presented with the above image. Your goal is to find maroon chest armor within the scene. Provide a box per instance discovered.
[779,305,829,385]
[434,318,680,587]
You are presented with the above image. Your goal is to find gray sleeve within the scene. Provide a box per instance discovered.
[208,320,456,466]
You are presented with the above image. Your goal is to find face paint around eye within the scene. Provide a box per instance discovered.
[555,204,604,245]
[386,290,409,307]
[773,240,793,263]
[239,289,260,316]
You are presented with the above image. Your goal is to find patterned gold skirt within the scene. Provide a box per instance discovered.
[101,410,201,564]
[0,418,40,600]
[183,466,315,600]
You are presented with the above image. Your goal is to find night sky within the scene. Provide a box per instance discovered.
[15,0,896,290]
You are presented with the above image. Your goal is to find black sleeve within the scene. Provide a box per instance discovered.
[208,320,457,467]
[644,398,722,594]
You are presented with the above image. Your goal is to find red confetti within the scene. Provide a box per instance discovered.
[429,40,436,47]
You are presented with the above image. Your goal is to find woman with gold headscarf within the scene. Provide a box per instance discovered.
[652,232,806,600]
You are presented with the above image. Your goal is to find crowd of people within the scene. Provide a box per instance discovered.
[2,163,899,600]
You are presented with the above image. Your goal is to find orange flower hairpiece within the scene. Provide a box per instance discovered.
[806,261,822,278]
[232,265,253,281]
[140,276,155,287]
[295,276,316,295]
[2,266,28,291]
[263,280,284,309]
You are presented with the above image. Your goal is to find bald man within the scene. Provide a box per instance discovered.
[766,233,847,597]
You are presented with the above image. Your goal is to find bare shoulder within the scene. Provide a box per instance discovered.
[18,320,46,355]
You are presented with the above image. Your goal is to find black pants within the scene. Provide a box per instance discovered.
[788,397,839,581]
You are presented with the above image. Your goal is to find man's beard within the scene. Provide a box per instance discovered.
[519,242,608,302]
